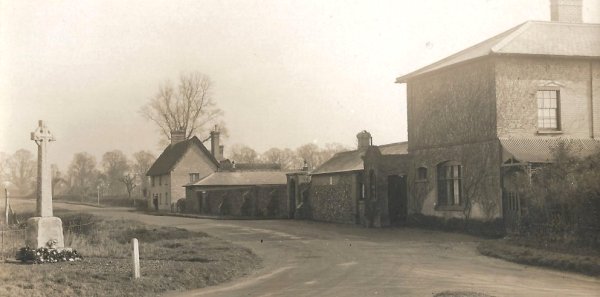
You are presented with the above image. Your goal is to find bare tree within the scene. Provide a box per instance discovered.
[261,148,301,169]
[229,144,259,164]
[101,150,130,195]
[119,172,137,203]
[7,149,36,196]
[132,150,155,197]
[295,143,348,170]
[296,143,321,170]
[51,164,67,197]
[320,143,350,164]
[0,151,9,186]
[68,152,97,199]
[140,72,224,142]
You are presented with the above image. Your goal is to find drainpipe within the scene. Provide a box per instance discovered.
[590,61,595,139]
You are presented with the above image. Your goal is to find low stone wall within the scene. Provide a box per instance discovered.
[184,185,288,218]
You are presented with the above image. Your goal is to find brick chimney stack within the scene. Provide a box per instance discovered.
[550,0,582,23]
[170,129,186,145]
[210,126,223,161]
[356,130,372,151]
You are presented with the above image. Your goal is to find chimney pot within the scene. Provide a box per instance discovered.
[550,0,582,23]
[170,130,186,145]
[210,127,223,161]
[356,130,372,151]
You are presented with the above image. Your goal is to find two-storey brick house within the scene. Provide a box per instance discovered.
[146,130,222,211]
[396,0,600,227]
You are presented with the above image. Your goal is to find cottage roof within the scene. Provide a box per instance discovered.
[396,21,600,83]
[378,142,409,155]
[500,138,600,163]
[311,150,365,175]
[146,136,219,176]
[234,163,281,170]
[186,170,287,187]
[311,142,408,175]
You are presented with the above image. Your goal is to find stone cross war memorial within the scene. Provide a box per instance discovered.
[26,120,64,249]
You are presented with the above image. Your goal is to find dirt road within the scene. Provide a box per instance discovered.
[54,203,600,297]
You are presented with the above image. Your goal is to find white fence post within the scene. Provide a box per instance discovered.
[132,238,140,279]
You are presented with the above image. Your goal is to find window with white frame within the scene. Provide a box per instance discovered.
[537,90,560,130]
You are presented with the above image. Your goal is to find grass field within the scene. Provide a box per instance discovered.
[0,207,261,297]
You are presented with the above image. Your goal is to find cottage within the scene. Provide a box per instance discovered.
[146,129,223,211]
[304,131,410,227]
[396,0,600,230]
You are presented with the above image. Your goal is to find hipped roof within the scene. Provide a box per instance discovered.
[396,21,600,83]
[146,136,218,176]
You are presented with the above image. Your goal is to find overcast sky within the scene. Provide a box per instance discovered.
[1,0,599,169]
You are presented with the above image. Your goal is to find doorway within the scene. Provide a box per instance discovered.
[388,175,408,225]
[289,179,297,218]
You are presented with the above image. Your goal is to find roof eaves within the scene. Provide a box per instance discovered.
[395,21,527,84]
[490,21,532,53]
[310,169,363,176]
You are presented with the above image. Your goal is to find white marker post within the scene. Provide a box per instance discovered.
[132,238,140,279]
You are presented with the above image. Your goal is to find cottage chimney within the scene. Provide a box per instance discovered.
[550,0,582,23]
[356,130,372,151]
[211,126,222,160]
[170,129,186,145]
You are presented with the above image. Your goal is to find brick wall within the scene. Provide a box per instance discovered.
[362,148,412,227]
[496,56,595,139]
[407,59,497,151]
[409,139,502,220]
[308,174,358,224]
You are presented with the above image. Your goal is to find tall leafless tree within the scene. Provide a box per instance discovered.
[101,150,130,195]
[229,144,259,164]
[119,172,137,203]
[132,150,155,197]
[261,148,301,170]
[68,152,97,199]
[140,72,224,142]
[7,149,36,196]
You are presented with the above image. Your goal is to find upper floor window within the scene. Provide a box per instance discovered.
[189,173,200,183]
[537,90,560,130]
[159,175,162,186]
[437,161,462,207]
[417,167,428,182]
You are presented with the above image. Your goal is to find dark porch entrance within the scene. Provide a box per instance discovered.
[388,175,408,225]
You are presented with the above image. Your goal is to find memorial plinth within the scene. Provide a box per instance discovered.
[27,120,64,248]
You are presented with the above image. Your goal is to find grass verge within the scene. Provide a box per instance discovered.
[477,239,600,276]
[0,212,261,297]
